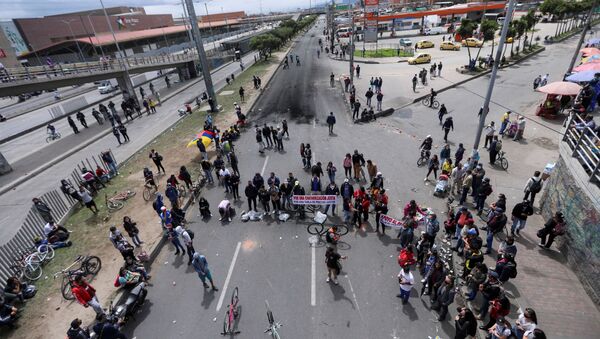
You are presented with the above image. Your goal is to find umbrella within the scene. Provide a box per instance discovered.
[536,81,582,96]
[565,70,600,83]
[573,62,600,72]
[586,38,600,45]
[582,55,600,63]
[186,130,216,148]
[580,47,600,56]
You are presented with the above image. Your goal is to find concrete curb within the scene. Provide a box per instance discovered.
[3,86,96,121]
[410,46,546,104]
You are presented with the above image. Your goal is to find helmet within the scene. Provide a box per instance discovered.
[376,172,382,176]
[426,135,431,138]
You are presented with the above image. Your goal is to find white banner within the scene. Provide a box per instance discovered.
[292,195,337,205]
[379,214,405,229]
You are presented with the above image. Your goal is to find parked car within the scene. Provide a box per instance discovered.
[399,38,413,47]
[424,26,446,35]
[461,38,484,47]
[407,53,432,65]
[416,40,435,49]
[440,41,461,51]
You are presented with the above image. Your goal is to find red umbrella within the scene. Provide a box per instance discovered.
[580,47,600,56]
[536,81,582,96]
[573,62,600,72]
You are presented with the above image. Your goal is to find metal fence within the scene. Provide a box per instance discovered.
[562,113,600,183]
[0,150,116,288]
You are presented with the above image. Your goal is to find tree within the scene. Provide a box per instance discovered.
[478,20,499,60]
[503,24,516,59]
[250,34,282,60]
[271,27,294,43]
[523,9,539,48]
[279,19,299,32]
[514,18,528,54]
[456,18,477,68]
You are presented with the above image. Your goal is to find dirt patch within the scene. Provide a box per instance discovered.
[6,50,287,339]
[530,136,558,150]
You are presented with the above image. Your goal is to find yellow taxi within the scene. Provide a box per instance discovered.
[416,40,435,49]
[407,53,432,65]
[440,41,461,51]
[461,37,484,47]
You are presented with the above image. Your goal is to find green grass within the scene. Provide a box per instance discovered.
[354,48,414,58]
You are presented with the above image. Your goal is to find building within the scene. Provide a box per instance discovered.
[13,7,174,52]
[0,29,20,68]
[0,21,27,67]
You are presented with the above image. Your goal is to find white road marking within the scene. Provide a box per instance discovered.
[216,241,242,312]
[260,155,270,176]
[313,118,316,129]
[311,245,316,306]
[346,275,364,321]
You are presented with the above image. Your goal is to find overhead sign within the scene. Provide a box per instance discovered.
[292,195,337,205]
[364,0,379,43]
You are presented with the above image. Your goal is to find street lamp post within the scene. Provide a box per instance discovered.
[61,19,86,62]
[202,1,218,50]
[184,0,218,108]
[471,0,517,159]
[86,14,106,58]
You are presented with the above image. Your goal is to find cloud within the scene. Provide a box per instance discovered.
[0,0,319,20]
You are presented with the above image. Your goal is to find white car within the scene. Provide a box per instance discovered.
[98,81,118,94]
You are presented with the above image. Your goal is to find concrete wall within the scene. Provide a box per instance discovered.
[540,153,600,305]
[0,28,20,68]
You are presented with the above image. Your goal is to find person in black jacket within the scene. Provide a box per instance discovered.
[454,307,477,339]
[510,200,534,236]
[67,318,90,339]
[326,112,336,134]
[323,182,339,215]
[92,315,127,339]
[442,116,454,142]
[244,181,258,211]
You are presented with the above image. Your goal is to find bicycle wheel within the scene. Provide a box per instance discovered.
[421,98,430,106]
[231,287,239,307]
[61,276,75,300]
[336,224,349,236]
[500,158,509,171]
[24,263,42,281]
[223,310,231,334]
[84,256,102,275]
[307,223,324,235]
[107,200,124,212]
[143,187,152,201]
[265,300,274,325]
[38,243,55,261]
[432,101,440,109]
[126,190,136,198]
[417,157,426,167]
[45,136,52,143]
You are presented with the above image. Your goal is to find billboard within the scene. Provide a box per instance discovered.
[364,0,379,43]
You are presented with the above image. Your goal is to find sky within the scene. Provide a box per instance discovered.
[0,0,327,21]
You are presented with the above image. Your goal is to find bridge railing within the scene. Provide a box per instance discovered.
[0,53,198,86]
[562,112,600,184]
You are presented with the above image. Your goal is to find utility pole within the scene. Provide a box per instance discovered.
[184,0,217,108]
[471,0,517,158]
[566,1,597,74]
[349,4,355,84]
[329,0,335,52]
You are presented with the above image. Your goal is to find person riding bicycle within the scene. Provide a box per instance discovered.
[47,123,57,137]
[143,167,157,190]
[429,88,437,108]
[420,135,433,159]
[167,174,179,188]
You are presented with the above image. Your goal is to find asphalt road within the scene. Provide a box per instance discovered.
[124,18,453,339]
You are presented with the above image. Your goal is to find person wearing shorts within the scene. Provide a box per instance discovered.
[77,186,98,213]
[191,252,218,291]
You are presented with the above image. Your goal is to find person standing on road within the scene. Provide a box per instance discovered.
[262,124,273,148]
[71,275,105,318]
[513,115,526,141]
[122,216,142,247]
[67,115,80,134]
[32,197,54,223]
[442,117,454,142]
[108,101,117,116]
[245,181,258,211]
[149,149,165,174]
[511,200,534,236]
[438,104,448,124]
[327,112,336,135]
[175,226,195,265]
[140,87,145,99]
[437,62,443,77]
[431,275,455,321]
[75,111,88,129]
[111,126,122,145]
[498,111,511,135]
[353,101,361,120]
[201,159,214,184]
[483,121,496,149]
[376,91,384,111]
[355,64,361,78]
[325,246,345,285]
[475,178,493,214]
[282,119,289,138]
[412,74,418,92]
[351,150,365,181]
[165,75,171,88]
[239,86,245,103]
[365,88,374,107]
[192,252,218,291]
[397,265,414,304]
[523,171,543,205]
[117,124,129,143]
[424,154,440,182]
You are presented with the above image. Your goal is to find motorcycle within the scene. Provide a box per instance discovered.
[108,282,148,324]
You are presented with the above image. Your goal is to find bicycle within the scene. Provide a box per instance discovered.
[417,149,431,167]
[105,190,135,212]
[46,131,62,143]
[54,255,102,300]
[27,243,55,266]
[421,97,440,109]
[494,151,509,170]
[10,252,43,281]
[307,211,349,238]
[221,286,240,335]
[142,180,158,201]
[176,184,187,198]
[264,300,282,339]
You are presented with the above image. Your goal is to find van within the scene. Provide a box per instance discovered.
[337,27,352,37]
[424,26,446,35]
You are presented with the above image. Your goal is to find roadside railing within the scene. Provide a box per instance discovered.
[562,112,600,183]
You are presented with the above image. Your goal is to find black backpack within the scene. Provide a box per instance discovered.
[186,229,195,240]
[529,178,542,193]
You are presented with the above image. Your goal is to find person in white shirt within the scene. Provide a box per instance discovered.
[77,186,98,213]
[44,221,70,239]
[397,265,414,304]
[218,199,232,222]
[175,226,195,265]
[512,308,537,339]
[484,121,496,149]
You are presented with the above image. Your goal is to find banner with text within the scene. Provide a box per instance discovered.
[379,214,405,229]
[292,195,337,205]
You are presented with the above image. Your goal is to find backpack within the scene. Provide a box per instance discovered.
[529,178,542,193]
[495,140,502,152]
[343,158,352,168]
[553,221,566,235]
[185,229,195,240]
[488,214,507,234]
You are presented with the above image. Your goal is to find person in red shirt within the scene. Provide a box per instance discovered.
[353,186,366,201]
[403,200,425,219]
[71,275,105,317]
[95,165,110,183]
[361,198,370,222]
